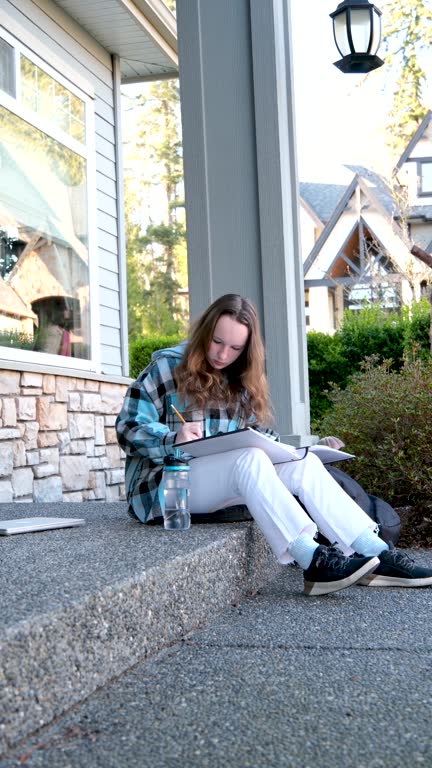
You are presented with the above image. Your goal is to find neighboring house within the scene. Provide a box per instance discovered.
[393,109,432,252]
[300,114,432,334]
[0,0,177,503]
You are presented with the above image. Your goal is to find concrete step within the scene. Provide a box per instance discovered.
[0,501,281,756]
[3,558,432,768]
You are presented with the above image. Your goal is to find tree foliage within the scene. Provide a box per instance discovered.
[381,0,432,157]
[123,74,188,342]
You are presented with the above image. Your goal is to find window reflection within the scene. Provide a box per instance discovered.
[0,105,90,358]
[0,38,15,98]
[20,56,86,143]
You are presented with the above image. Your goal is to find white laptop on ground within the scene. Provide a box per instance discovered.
[0,517,85,535]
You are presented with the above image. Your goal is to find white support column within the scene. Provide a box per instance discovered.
[250,0,311,441]
[176,0,312,443]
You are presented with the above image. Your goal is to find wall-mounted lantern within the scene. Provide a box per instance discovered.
[330,0,384,73]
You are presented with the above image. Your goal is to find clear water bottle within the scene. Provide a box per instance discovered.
[162,455,191,530]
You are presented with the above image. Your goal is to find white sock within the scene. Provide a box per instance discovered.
[289,533,319,570]
[352,528,388,557]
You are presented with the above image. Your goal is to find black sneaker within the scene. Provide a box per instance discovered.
[303,546,379,596]
[358,546,432,587]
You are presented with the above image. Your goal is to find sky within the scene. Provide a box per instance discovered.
[290,0,398,182]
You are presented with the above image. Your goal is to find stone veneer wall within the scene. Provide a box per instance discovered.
[0,370,129,503]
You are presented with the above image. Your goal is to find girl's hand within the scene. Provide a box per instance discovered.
[176,422,203,443]
[318,435,345,449]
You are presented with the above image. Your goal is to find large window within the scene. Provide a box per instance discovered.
[0,31,91,361]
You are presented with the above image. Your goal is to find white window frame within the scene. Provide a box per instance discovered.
[418,159,432,197]
[0,27,99,373]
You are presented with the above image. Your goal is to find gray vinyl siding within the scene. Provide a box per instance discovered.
[98,231,118,255]
[97,155,116,181]
[98,247,120,274]
[97,190,117,218]
[99,267,120,292]
[97,173,117,199]
[2,0,124,375]
[99,305,121,327]
[97,210,118,237]
[95,115,115,144]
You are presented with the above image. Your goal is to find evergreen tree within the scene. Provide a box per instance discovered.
[122,60,188,341]
[124,198,146,342]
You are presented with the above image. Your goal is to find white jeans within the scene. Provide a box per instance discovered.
[188,448,376,564]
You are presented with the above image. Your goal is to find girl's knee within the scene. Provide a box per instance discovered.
[302,451,328,476]
[305,451,323,468]
[234,446,274,472]
[280,450,325,485]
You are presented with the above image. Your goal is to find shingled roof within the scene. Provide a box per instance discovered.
[299,165,397,223]
[299,182,347,224]
[343,165,396,217]
[405,205,432,221]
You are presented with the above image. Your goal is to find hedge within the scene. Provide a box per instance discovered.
[128,335,183,379]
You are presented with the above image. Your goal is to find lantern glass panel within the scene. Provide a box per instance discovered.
[370,8,382,54]
[333,11,350,56]
[349,9,372,53]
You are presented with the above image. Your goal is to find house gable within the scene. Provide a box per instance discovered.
[395,110,432,170]
[303,177,425,302]
[299,121,432,335]
[303,175,359,275]
[393,111,432,215]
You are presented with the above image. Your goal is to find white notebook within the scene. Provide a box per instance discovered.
[176,427,354,465]
[0,517,85,535]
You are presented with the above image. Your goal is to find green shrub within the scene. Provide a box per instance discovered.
[403,298,431,359]
[337,305,406,371]
[129,335,183,379]
[307,302,432,425]
[317,357,432,510]
[306,331,350,427]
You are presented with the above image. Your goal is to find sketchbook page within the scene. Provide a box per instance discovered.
[176,427,303,463]
[176,428,355,465]
[309,444,355,464]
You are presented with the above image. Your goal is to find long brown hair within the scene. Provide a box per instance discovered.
[175,294,272,425]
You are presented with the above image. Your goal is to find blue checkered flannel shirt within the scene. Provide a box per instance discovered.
[115,343,278,522]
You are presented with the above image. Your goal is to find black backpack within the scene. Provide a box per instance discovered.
[326,465,401,546]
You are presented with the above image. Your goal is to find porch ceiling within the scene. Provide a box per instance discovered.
[53,0,178,82]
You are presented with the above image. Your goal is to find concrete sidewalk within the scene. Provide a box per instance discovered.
[1,503,432,767]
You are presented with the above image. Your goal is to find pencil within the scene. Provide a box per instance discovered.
[171,404,186,423]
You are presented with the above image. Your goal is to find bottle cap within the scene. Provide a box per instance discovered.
[164,455,190,469]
